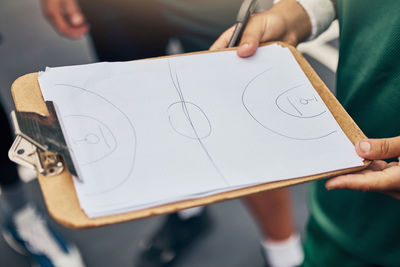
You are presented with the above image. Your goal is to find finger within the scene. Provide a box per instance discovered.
[42,0,62,22]
[326,166,400,192]
[360,160,395,172]
[49,10,87,38]
[45,3,72,35]
[62,0,86,27]
[210,26,236,51]
[369,160,389,171]
[42,0,87,38]
[236,15,267,58]
[356,136,400,160]
[388,162,399,168]
[352,160,387,173]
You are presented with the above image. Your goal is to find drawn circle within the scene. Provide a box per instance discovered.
[242,69,336,140]
[84,134,100,144]
[300,99,308,105]
[276,86,326,119]
[168,101,212,140]
[65,115,117,165]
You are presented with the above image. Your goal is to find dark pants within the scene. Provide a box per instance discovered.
[0,105,19,188]
[79,0,174,61]
[78,0,240,61]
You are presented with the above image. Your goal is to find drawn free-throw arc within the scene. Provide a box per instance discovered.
[242,68,337,140]
[54,84,137,196]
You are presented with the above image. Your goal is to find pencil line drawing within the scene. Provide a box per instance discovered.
[242,69,337,140]
[167,61,229,186]
[55,84,137,196]
[168,101,212,140]
[65,114,118,166]
[276,86,326,118]
[99,124,112,149]
[287,96,303,116]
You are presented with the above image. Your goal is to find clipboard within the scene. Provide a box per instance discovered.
[8,42,369,228]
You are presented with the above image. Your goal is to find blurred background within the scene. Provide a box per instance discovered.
[0,0,338,266]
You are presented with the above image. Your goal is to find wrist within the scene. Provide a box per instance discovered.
[295,0,336,40]
[270,0,312,45]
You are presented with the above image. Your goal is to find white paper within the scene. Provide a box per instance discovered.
[38,45,363,217]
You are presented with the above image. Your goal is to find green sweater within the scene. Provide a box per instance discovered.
[309,0,400,265]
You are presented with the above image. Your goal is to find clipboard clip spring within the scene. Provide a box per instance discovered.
[8,101,78,178]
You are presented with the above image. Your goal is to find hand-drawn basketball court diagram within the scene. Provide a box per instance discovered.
[54,84,137,196]
[242,68,337,140]
[166,60,229,186]
[64,114,117,166]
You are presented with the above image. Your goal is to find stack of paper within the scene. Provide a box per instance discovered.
[38,44,363,218]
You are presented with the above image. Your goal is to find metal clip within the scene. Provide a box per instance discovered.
[8,101,79,179]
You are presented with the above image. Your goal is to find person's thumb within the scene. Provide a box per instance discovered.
[356,136,400,160]
[236,15,266,58]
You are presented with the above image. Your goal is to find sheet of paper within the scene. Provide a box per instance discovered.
[38,44,363,217]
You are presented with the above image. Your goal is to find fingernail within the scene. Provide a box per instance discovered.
[71,14,83,25]
[240,43,250,50]
[359,141,371,153]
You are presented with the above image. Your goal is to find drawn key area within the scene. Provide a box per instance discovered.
[242,68,337,140]
[64,115,117,165]
[276,85,326,118]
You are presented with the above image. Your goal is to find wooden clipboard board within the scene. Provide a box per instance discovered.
[10,42,369,228]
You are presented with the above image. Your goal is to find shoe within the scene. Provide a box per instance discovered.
[1,204,85,267]
[134,209,213,267]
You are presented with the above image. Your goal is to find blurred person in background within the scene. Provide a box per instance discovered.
[212,0,400,266]
[0,103,85,266]
[40,0,304,266]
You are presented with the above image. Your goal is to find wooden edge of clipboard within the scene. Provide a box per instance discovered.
[11,42,370,229]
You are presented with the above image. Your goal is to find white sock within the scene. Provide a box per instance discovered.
[177,206,204,220]
[261,234,304,267]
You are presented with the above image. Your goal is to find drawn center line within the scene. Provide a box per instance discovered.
[167,61,229,186]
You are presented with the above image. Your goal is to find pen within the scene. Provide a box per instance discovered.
[228,0,258,47]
